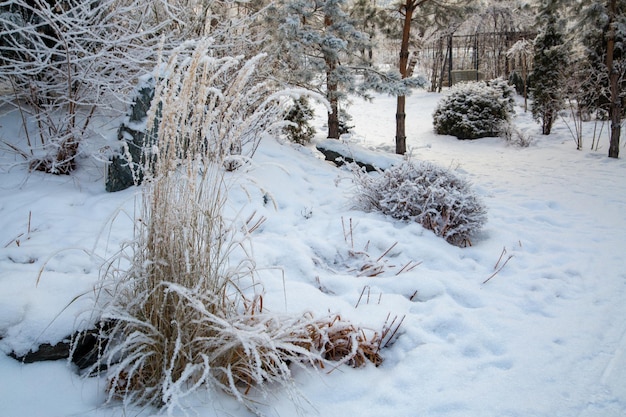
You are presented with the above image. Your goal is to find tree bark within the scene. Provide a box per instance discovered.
[522,57,528,112]
[543,110,553,135]
[395,1,416,155]
[396,95,407,154]
[325,12,340,139]
[326,52,340,138]
[607,0,621,158]
[327,84,340,139]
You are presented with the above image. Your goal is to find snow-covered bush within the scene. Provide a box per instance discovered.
[350,161,487,247]
[433,79,516,140]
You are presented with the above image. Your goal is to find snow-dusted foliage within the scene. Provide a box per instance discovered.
[529,4,569,135]
[283,97,316,144]
[0,0,272,174]
[506,39,533,101]
[0,0,167,173]
[580,1,626,100]
[350,160,487,247]
[266,0,421,139]
[432,79,516,140]
[500,123,534,148]
[576,0,626,146]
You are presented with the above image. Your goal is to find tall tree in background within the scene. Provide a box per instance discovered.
[391,0,469,154]
[267,0,373,138]
[606,0,622,157]
[267,0,418,139]
[577,0,626,158]
[529,1,569,135]
[350,0,382,61]
[395,1,420,155]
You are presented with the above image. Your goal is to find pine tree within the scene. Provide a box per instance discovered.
[577,0,626,157]
[349,0,390,61]
[264,0,368,138]
[267,0,419,139]
[284,97,316,144]
[529,1,569,135]
[385,0,470,154]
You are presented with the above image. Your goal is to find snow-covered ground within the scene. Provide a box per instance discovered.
[1,90,625,417]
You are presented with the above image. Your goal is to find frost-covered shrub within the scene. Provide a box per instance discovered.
[433,79,516,140]
[501,123,534,148]
[351,161,487,247]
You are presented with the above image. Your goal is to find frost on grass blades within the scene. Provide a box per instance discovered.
[90,38,385,415]
[141,39,298,173]
[350,160,487,247]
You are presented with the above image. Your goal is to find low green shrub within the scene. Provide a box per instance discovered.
[283,97,316,144]
[433,79,516,140]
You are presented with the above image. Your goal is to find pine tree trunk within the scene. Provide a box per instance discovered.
[325,12,340,140]
[406,51,418,78]
[328,90,340,139]
[522,59,528,112]
[542,111,553,135]
[395,1,416,155]
[607,0,621,158]
[396,95,406,154]
[326,53,340,139]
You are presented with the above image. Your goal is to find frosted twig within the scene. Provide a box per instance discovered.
[355,285,371,308]
[483,254,514,284]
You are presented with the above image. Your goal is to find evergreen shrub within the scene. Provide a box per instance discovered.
[433,79,516,140]
[283,97,316,144]
[351,160,487,247]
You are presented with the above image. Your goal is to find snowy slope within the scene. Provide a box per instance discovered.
[1,91,625,417]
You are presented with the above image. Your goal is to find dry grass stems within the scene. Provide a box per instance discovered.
[340,217,421,277]
[482,246,514,284]
[310,315,384,368]
[90,38,389,415]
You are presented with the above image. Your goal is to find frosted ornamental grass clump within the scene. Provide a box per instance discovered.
[91,38,387,415]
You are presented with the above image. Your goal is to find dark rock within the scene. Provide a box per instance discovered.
[70,322,112,370]
[9,340,71,363]
[8,321,112,371]
[316,139,400,172]
[106,78,158,192]
[317,145,378,172]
